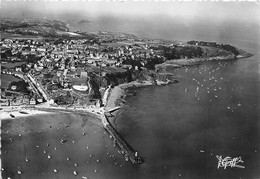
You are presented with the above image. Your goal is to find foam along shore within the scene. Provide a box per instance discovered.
[0,109,53,120]
[34,101,104,118]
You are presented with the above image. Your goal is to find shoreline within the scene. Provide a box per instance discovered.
[1,52,252,122]
[104,80,169,127]
[102,52,253,129]
[0,108,54,121]
[0,103,103,122]
[1,107,112,179]
[155,54,253,71]
[105,80,153,111]
[0,52,252,142]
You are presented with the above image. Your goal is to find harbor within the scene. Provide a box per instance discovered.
[1,1,259,178]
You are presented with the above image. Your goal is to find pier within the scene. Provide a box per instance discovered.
[101,114,143,164]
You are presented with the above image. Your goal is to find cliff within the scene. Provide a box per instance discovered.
[155,42,253,72]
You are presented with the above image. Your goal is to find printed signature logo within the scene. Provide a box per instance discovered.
[216,155,245,169]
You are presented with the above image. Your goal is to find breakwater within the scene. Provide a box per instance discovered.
[101,114,143,164]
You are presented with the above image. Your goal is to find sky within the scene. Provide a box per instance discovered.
[1,1,259,22]
[1,1,259,46]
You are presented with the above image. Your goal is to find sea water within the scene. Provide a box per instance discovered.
[114,42,260,178]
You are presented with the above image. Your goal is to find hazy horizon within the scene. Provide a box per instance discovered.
[1,1,259,48]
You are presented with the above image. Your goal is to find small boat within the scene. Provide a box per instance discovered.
[60,139,67,144]
[10,114,15,118]
[19,111,28,114]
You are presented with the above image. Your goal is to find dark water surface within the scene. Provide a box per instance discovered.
[2,112,144,179]
[114,46,260,178]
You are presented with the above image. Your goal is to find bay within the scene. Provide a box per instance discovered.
[114,41,260,178]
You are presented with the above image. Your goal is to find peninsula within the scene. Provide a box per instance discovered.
[1,18,253,166]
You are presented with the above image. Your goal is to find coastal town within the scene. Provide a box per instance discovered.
[1,21,251,109]
[1,17,255,179]
[1,24,179,175]
[1,33,171,108]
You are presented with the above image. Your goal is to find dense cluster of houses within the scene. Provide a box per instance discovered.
[0,94,42,106]
[1,38,164,70]
[1,37,167,106]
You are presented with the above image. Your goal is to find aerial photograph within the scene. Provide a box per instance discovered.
[0,1,259,179]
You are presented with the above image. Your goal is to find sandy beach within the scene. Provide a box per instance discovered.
[105,80,154,111]
[0,108,53,121]
[104,79,173,121]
